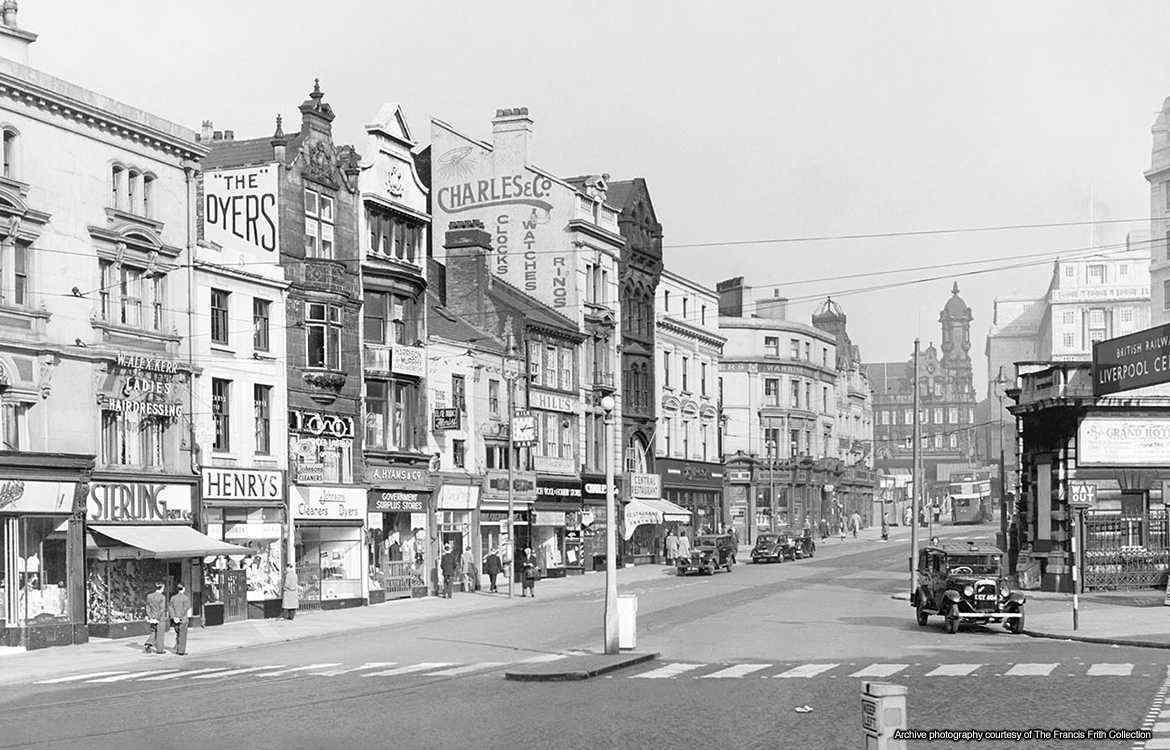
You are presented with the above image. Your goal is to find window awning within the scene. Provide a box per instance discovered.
[88,525,252,560]
[623,499,693,539]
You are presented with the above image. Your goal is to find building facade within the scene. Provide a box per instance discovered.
[1147,96,1170,323]
[428,108,624,534]
[866,284,980,505]
[608,178,662,480]
[203,82,367,610]
[0,11,234,648]
[717,279,844,541]
[653,268,724,549]
[194,154,290,620]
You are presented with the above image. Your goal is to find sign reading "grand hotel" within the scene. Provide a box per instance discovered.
[1093,322,1170,396]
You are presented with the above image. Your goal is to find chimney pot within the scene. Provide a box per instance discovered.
[212,130,223,141]
[201,120,213,142]
[224,130,234,141]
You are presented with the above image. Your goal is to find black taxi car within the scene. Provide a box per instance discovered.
[678,534,736,576]
[751,532,796,563]
[912,541,1025,634]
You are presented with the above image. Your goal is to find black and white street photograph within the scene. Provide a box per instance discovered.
[4,2,1170,748]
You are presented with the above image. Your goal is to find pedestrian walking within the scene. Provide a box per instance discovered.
[850,511,861,539]
[281,564,298,620]
[676,529,691,565]
[143,582,166,654]
[838,518,846,541]
[665,529,679,566]
[483,548,503,593]
[520,547,538,597]
[168,584,190,656]
[728,526,740,564]
[463,546,479,592]
[440,542,459,599]
[818,518,829,540]
[881,514,889,542]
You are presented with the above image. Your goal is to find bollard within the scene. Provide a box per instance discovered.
[617,594,637,649]
[861,682,907,749]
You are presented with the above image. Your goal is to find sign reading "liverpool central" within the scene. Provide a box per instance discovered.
[1093,322,1170,396]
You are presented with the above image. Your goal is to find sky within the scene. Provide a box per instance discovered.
[22,1,1170,395]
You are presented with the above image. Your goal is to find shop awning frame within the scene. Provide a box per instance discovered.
[87,525,252,560]
[639,498,693,523]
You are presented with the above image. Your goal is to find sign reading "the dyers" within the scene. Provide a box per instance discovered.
[204,166,279,253]
[201,468,284,502]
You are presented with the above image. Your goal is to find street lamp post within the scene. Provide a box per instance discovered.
[994,372,1008,549]
[601,394,619,654]
[765,440,777,532]
[910,339,921,600]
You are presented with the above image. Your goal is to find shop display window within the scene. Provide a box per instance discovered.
[295,526,362,602]
[367,515,424,594]
[626,522,659,559]
[533,525,564,569]
[203,507,285,602]
[1,516,70,626]
[87,558,169,624]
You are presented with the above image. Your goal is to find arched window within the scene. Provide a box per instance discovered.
[110,165,124,209]
[143,174,155,218]
[2,128,17,179]
[127,170,140,214]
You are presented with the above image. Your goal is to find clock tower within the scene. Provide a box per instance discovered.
[938,282,974,400]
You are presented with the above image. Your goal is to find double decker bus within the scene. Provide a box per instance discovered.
[949,475,992,525]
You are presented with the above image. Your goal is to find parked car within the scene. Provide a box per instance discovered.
[751,533,792,563]
[678,534,736,575]
[912,541,1025,634]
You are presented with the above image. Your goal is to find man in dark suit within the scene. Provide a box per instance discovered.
[439,542,458,599]
[143,583,166,654]
[168,584,191,656]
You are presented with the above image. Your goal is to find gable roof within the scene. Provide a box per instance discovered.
[487,276,582,340]
[428,292,503,353]
[201,135,284,170]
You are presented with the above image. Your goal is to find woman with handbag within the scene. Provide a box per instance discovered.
[520,547,538,598]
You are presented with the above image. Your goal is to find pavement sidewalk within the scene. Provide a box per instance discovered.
[1024,591,1170,648]
[0,563,671,686]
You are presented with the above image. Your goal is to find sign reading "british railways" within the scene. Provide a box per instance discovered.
[1093,322,1170,396]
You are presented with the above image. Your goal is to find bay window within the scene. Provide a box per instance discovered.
[306,303,341,369]
[364,290,417,345]
[367,206,423,263]
[365,379,420,452]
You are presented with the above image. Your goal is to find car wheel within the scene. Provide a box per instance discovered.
[945,605,960,634]
[915,594,929,626]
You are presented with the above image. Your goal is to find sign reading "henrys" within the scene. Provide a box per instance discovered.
[201,468,284,502]
[204,166,279,253]
[1093,322,1170,396]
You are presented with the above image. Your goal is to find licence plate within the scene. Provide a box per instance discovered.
[974,594,996,601]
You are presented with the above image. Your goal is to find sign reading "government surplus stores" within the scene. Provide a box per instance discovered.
[201,468,284,502]
[1093,322,1170,396]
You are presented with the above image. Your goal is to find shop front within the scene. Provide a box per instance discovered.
[0,455,92,650]
[85,475,245,638]
[364,463,432,602]
[723,453,755,544]
[199,467,286,622]
[623,472,692,563]
[435,482,480,591]
[290,485,366,609]
[483,470,536,582]
[657,459,725,536]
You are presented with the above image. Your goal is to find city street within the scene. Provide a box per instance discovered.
[1,524,1164,750]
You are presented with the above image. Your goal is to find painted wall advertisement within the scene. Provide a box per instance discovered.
[431,124,576,311]
[0,480,75,514]
[204,165,279,254]
[1077,417,1170,467]
[98,354,183,419]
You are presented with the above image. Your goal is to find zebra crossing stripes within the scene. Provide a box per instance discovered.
[139,667,234,681]
[849,664,908,678]
[252,663,339,678]
[774,664,838,679]
[631,663,705,679]
[1087,663,1133,676]
[310,662,396,676]
[36,671,128,684]
[87,670,178,683]
[1004,663,1058,676]
[924,664,981,677]
[699,664,772,679]
[427,662,506,676]
[364,662,455,677]
[191,665,286,679]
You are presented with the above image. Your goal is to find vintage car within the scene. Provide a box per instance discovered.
[912,541,1025,634]
[678,534,736,575]
[794,530,816,559]
[751,533,796,563]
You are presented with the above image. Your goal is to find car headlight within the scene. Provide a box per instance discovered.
[963,585,974,597]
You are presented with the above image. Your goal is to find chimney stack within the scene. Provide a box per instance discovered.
[0,1,37,65]
[491,107,533,168]
[716,277,748,317]
[223,130,234,141]
[212,130,223,142]
[443,220,493,324]
[200,120,213,143]
[755,289,788,320]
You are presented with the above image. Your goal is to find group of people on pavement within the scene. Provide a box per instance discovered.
[438,542,537,598]
[142,582,192,656]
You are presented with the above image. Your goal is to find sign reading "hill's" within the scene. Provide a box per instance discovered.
[1093,322,1170,396]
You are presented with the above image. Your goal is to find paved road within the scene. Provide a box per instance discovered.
[1,523,1164,750]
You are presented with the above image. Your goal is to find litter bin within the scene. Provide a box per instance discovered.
[617,594,637,649]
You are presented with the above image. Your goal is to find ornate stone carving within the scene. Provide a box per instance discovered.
[37,353,57,398]
[5,214,20,241]
[387,163,404,197]
[113,241,126,267]
[303,141,337,187]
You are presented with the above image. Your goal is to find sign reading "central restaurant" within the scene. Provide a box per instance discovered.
[1093,322,1170,396]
